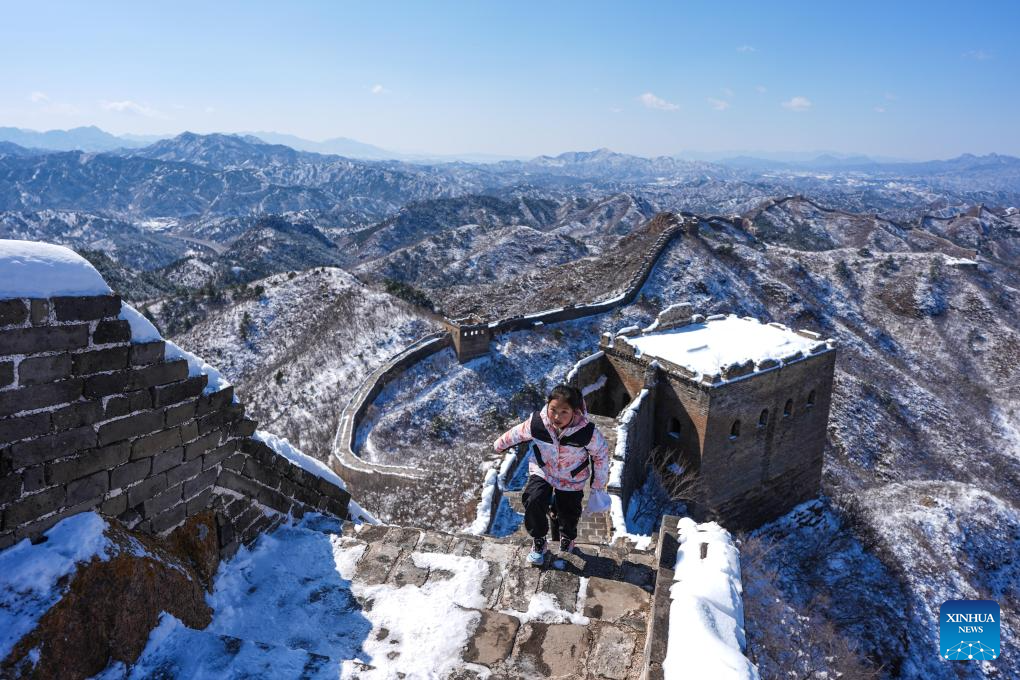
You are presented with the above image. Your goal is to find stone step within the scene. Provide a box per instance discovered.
[502,485,613,544]
[122,520,660,679]
[337,519,657,678]
[342,522,654,583]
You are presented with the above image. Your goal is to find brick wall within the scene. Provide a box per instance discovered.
[604,351,646,399]
[0,294,351,556]
[446,323,492,363]
[597,326,835,532]
[617,388,657,512]
[330,332,449,501]
[700,349,835,529]
[653,375,711,473]
[563,350,625,418]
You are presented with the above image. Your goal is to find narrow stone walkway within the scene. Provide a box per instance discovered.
[501,412,620,545]
[504,485,613,544]
[340,522,657,679]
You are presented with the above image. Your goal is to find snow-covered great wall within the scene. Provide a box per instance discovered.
[331,213,692,525]
[0,242,355,557]
[0,239,763,678]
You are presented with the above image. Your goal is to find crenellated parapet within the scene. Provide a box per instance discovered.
[575,303,837,531]
[0,243,354,556]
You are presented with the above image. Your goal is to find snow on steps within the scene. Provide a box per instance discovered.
[90,512,751,679]
[93,621,340,680]
[105,515,657,678]
[336,520,657,679]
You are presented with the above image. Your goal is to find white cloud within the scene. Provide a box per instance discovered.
[707,97,730,111]
[962,49,991,61]
[370,84,388,95]
[737,45,756,53]
[721,87,734,98]
[755,85,767,94]
[205,106,216,114]
[639,92,678,111]
[28,91,78,115]
[609,107,622,114]
[874,106,886,113]
[884,92,897,101]
[781,96,812,111]
[101,100,167,119]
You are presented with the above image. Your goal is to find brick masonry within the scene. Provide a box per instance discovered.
[579,314,836,532]
[0,294,351,555]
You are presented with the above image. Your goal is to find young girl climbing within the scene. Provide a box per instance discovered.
[493,384,611,565]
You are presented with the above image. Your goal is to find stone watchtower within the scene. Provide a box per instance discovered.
[578,304,836,530]
[442,315,492,363]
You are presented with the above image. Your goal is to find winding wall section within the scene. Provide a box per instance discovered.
[330,213,694,510]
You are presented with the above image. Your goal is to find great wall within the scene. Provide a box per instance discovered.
[0,225,769,678]
[0,293,352,557]
[330,214,693,534]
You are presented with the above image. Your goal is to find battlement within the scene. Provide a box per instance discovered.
[599,308,836,391]
[587,303,836,531]
[0,242,353,556]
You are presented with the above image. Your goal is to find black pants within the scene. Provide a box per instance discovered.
[522,474,584,541]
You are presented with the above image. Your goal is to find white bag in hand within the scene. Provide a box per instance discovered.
[584,489,611,515]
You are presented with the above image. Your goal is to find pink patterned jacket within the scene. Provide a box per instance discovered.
[493,403,610,492]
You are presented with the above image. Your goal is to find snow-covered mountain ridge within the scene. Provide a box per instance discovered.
[3,130,1019,677]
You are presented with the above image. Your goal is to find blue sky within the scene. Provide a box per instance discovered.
[2,1,1018,159]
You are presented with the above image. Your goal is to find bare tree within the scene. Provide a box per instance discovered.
[650,444,705,504]
[627,445,706,528]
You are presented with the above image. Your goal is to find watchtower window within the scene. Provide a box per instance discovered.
[807,390,816,407]
[758,409,768,428]
[668,418,682,440]
[783,399,793,417]
[730,420,741,439]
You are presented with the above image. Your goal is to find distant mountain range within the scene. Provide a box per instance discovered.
[5,126,1015,172]
[0,130,1018,224]
[238,131,396,159]
[0,126,149,152]
[0,126,524,162]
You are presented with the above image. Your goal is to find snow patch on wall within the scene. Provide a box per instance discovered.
[565,350,604,383]
[254,430,347,491]
[120,302,234,398]
[0,239,111,298]
[663,518,759,679]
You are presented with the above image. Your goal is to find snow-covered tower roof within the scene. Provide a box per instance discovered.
[625,314,832,384]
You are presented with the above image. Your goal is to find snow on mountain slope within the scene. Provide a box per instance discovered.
[349,205,1020,674]
[0,210,195,270]
[749,487,1019,679]
[434,212,681,320]
[356,222,589,291]
[170,266,442,462]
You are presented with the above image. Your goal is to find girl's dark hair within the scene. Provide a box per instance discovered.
[548,384,583,410]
